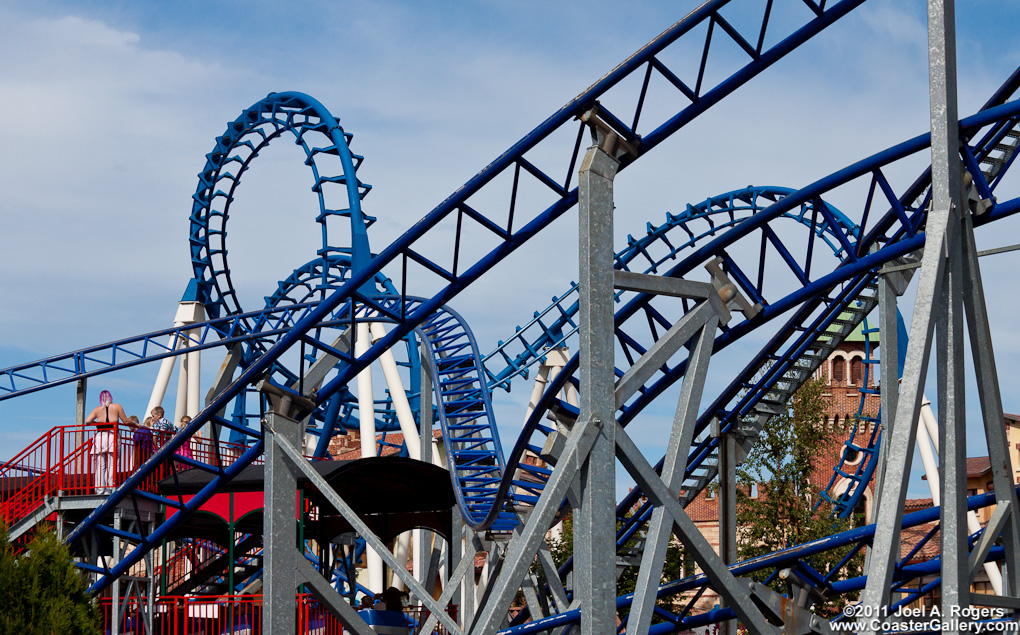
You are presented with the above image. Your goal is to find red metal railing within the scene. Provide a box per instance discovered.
[157,538,227,593]
[0,424,256,528]
[100,594,459,634]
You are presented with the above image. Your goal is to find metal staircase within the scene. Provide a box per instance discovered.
[677,281,881,509]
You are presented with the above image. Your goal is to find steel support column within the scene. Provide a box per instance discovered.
[575,141,619,635]
[872,264,905,521]
[627,316,718,634]
[614,423,780,634]
[961,211,1020,600]
[717,428,738,635]
[271,429,464,635]
[111,506,121,635]
[859,1,958,622]
[469,413,600,634]
[928,0,970,618]
[264,408,300,635]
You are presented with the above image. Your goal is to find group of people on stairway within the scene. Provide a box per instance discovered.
[83,390,196,495]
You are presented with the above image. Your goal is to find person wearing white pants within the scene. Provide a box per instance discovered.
[85,390,129,495]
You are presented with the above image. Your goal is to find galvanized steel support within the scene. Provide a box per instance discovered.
[270,426,464,635]
[418,533,479,635]
[575,141,619,635]
[717,427,738,635]
[929,0,971,617]
[111,506,122,635]
[613,423,780,635]
[872,261,906,521]
[263,408,300,635]
[296,557,375,635]
[469,413,600,634]
[960,210,1020,600]
[626,315,718,635]
[860,4,957,624]
[861,0,1020,627]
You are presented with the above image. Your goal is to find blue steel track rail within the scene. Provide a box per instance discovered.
[415,304,514,530]
[483,186,862,530]
[500,99,1020,627]
[65,0,870,592]
[483,185,859,391]
[190,91,374,320]
[0,301,335,401]
[609,98,1020,531]
[501,489,1015,635]
[815,68,1020,521]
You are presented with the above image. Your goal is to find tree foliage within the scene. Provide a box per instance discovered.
[0,524,101,635]
[735,378,863,605]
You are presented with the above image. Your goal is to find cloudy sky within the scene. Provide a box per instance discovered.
[2,0,1020,499]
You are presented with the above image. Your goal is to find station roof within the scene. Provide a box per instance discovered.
[159,456,456,543]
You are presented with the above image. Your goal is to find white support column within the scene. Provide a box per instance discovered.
[523,365,551,426]
[919,397,1004,593]
[355,318,384,593]
[417,346,435,594]
[186,331,202,417]
[392,532,412,591]
[147,346,179,418]
[370,322,421,460]
[150,300,205,419]
[356,321,377,458]
[174,339,189,425]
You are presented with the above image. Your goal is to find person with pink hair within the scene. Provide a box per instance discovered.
[84,390,129,495]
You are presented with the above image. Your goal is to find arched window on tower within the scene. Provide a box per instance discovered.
[851,357,864,386]
[832,357,846,385]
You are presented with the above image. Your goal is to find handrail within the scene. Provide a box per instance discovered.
[0,424,252,529]
[98,593,459,635]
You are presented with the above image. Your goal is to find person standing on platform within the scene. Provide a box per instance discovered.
[149,406,176,479]
[131,415,154,470]
[150,406,175,443]
[175,415,195,469]
[84,390,129,495]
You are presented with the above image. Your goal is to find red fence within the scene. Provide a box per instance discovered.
[0,424,256,528]
[100,594,460,635]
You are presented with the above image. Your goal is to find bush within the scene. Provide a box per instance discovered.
[0,524,100,635]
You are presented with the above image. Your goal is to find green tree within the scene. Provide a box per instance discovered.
[0,524,101,635]
[735,378,863,611]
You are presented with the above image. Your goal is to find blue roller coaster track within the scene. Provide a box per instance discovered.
[59,3,886,589]
[2,1,1020,630]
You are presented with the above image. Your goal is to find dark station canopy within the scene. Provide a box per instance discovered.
[158,456,456,544]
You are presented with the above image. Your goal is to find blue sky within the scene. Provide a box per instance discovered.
[2,0,1020,499]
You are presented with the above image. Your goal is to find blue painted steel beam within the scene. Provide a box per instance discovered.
[500,488,1011,635]
[504,100,1020,616]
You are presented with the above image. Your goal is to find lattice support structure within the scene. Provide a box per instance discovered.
[859,1,1020,630]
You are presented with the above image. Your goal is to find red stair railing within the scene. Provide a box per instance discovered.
[0,424,250,528]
